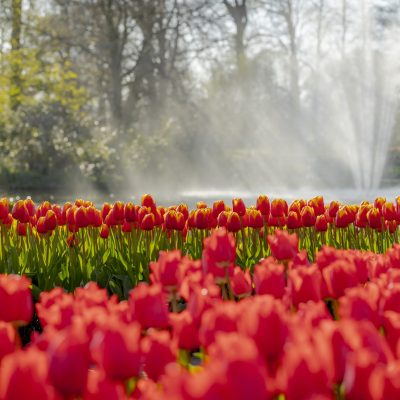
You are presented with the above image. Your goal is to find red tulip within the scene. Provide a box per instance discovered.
[75,206,89,229]
[141,330,177,381]
[91,319,141,381]
[0,198,9,220]
[227,211,241,232]
[150,250,187,290]
[140,213,155,230]
[44,209,57,231]
[202,228,236,281]
[232,198,246,216]
[268,230,299,261]
[100,223,109,239]
[322,260,359,299]
[288,265,322,306]
[212,200,226,219]
[129,283,169,329]
[170,310,200,351]
[271,198,288,218]
[199,302,240,348]
[256,195,270,216]
[253,258,285,298]
[0,321,18,362]
[0,348,56,400]
[11,200,30,223]
[230,267,252,298]
[141,194,156,211]
[111,201,125,223]
[315,214,328,232]
[84,368,128,400]
[48,324,91,397]
[247,209,263,229]
[287,211,301,229]
[300,205,316,227]
[238,296,288,366]
[16,222,26,236]
[0,274,33,325]
[308,195,325,216]
[329,201,340,218]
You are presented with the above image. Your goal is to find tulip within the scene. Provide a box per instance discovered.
[315,214,328,232]
[202,228,236,281]
[91,319,141,381]
[227,212,241,232]
[247,209,263,229]
[287,211,301,229]
[0,321,18,362]
[170,310,200,351]
[300,206,316,227]
[383,202,398,221]
[256,195,270,216]
[253,258,285,298]
[140,213,155,230]
[150,250,186,290]
[230,267,252,298]
[75,206,89,229]
[100,223,109,239]
[367,208,383,231]
[16,222,26,236]
[48,325,91,397]
[141,330,177,381]
[288,265,322,306]
[0,198,9,220]
[0,275,33,325]
[268,230,299,261]
[271,198,288,218]
[84,369,128,400]
[217,210,229,227]
[0,348,56,399]
[232,198,246,216]
[44,209,57,231]
[308,195,325,216]
[129,283,169,329]
[212,200,226,219]
[141,194,156,211]
[11,200,30,223]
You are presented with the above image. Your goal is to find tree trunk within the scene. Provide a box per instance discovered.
[11,0,22,110]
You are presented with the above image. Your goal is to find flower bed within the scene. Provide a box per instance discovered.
[0,194,399,295]
[1,228,400,399]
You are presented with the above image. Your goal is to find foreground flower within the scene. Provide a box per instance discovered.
[0,275,33,325]
[268,230,299,261]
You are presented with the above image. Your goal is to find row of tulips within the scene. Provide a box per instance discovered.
[1,194,400,294]
[2,228,400,399]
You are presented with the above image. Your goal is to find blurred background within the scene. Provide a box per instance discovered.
[1,0,400,203]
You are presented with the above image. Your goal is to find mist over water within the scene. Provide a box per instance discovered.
[160,0,400,203]
[2,1,400,206]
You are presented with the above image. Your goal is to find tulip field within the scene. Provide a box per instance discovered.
[2,194,400,399]
[1,194,399,296]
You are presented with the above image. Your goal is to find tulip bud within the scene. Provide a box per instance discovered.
[256,195,270,216]
[17,222,27,236]
[140,213,155,231]
[44,210,57,231]
[367,208,383,231]
[301,206,316,227]
[212,200,225,219]
[227,212,241,232]
[100,224,109,239]
[271,198,288,218]
[75,207,89,229]
[287,211,301,229]
[232,198,246,216]
[315,214,328,232]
